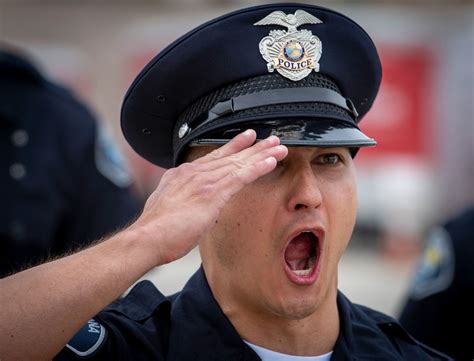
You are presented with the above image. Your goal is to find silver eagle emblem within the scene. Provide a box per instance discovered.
[254,10,323,81]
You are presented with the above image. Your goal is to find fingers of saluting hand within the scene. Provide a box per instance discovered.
[198,130,288,189]
[194,130,286,173]
[193,129,258,164]
[219,156,279,193]
[207,142,287,183]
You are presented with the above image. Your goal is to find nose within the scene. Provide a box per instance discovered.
[286,165,323,212]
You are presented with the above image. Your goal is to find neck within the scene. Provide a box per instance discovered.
[208,268,340,356]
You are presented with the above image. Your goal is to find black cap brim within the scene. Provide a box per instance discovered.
[177,118,375,164]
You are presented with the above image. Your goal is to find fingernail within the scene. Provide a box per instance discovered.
[243,129,253,136]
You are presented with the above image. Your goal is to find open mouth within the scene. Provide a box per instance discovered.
[283,231,321,284]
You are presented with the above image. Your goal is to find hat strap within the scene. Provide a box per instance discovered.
[190,87,359,133]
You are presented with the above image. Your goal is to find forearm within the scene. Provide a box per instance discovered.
[0,227,159,361]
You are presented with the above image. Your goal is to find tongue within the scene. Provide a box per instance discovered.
[285,233,313,270]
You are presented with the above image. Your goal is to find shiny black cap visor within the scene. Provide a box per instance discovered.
[176,118,376,164]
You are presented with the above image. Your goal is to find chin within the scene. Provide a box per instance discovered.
[269,293,321,320]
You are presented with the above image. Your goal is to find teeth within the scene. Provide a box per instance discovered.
[288,255,317,277]
[293,268,312,276]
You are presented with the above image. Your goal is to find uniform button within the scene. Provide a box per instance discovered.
[11,129,29,147]
[10,163,27,180]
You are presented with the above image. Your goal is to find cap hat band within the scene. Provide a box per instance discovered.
[183,87,358,138]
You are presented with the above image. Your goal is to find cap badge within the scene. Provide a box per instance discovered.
[254,10,323,81]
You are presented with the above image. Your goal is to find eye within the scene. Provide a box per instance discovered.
[318,153,342,165]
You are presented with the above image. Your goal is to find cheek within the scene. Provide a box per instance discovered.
[207,184,276,270]
[325,172,358,253]
[338,179,358,232]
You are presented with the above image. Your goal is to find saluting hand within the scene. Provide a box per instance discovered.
[129,130,288,266]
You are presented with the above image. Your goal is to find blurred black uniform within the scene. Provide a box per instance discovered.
[0,50,141,276]
[399,207,474,361]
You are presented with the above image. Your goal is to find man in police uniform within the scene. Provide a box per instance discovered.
[399,207,474,360]
[0,48,140,276]
[0,4,452,360]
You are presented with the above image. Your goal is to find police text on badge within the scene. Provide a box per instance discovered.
[254,10,323,81]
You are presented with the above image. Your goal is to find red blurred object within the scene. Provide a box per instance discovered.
[357,46,434,163]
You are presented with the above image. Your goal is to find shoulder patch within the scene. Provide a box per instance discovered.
[409,226,455,300]
[66,319,107,358]
[95,123,132,188]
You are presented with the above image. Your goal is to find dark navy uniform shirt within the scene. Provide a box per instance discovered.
[0,50,140,276]
[56,267,452,361]
[399,207,474,361]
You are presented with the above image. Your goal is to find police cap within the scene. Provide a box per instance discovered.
[121,3,381,168]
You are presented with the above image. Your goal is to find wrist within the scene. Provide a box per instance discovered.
[118,221,168,268]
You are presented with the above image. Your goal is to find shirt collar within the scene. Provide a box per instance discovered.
[167,266,259,361]
[167,266,402,361]
[331,292,404,360]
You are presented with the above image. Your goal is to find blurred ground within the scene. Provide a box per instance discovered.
[135,245,416,318]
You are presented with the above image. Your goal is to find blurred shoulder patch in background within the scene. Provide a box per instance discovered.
[409,226,455,300]
[95,123,132,188]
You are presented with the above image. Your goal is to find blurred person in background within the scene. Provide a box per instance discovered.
[399,206,474,361]
[0,4,452,361]
[0,47,141,277]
